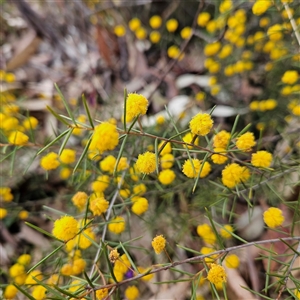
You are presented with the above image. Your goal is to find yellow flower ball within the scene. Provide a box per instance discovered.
[204,42,221,56]
[236,132,256,151]
[149,15,162,29]
[9,263,26,278]
[137,266,154,281]
[91,175,110,193]
[252,0,272,16]
[183,132,199,149]
[125,285,139,300]
[158,169,176,185]
[222,163,250,188]
[8,131,29,146]
[4,73,16,83]
[0,208,8,219]
[160,153,175,169]
[251,150,273,168]
[90,197,109,216]
[207,264,227,285]
[72,191,88,211]
[32,285,47,300]
[181,26,192,39]
[129,18,141,31]
[72,258,86,275]
[267,24,283,41]
[18,211,29,223]
[259,17,270,27]
[135,27,147,39]
[133,183,147,196]
[136,151,156,174]
[108,216,125,234]
[77,228,95,249]
[40,152,60,171]
[281,70,298,85]
[60,148,76,164]
[96,288,108,300]
[220,224,234,239]
[150,31,161,43]
[114,25,126,37]
[59,167,71,179]
[218,44,233,59]
[189,113,213,136]
[4,284,18,299]
[263,207,285,228]
[224,65,235,76]
[89,122,119,154]
[166,18,178,32]
[195,91,206,102]
[182,159,211,179]
[225,254,240,268]
[52,215,78,241]
[152,235,166,254]
[156,115,165,125]
[60,263,73,276]
[200,246,216,263]
[211,148,228,164]
[25,270,43,285]
[158,141,172,156]
[197,12,211,27]
[132,197,149,215]
[167,45,180,59]
[72,114,86,136]
[23,116,38,130]
[219,0,232,13]
[125,93,149,122]
[17,254,31,265]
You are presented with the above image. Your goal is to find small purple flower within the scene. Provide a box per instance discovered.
[125,269,134,279]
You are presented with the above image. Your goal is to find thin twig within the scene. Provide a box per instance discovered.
[85,236,300,293]
[276,241,300,300]
[237,166,299,197]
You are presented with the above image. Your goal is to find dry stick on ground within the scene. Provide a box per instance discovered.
[276,241,300,300]
[80,236,300,296]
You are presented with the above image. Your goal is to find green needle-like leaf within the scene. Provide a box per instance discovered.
[82,94,94,129]
[73,135,92,174]
[27,244,64,273]
[54,83,77,125]
[36,129,70,155]
[58,128,74,156]
[46,105,71,126]
[113,134,128,176]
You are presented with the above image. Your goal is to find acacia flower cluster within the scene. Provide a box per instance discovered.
[40,152,60,171]
[263,207,285,228]
[189,113,214,136]
[131,196,149,215]
[236,132,256,151]
[89,122,119,154]
[251,150,273,168]
[125,93,149,122]
[152,235,166,254]
[108,216,126,234]
[136,151,156,174]
[52,215,79,241]
[207,264,227,285]
[182,158,211,179]
[222,163,250,188]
